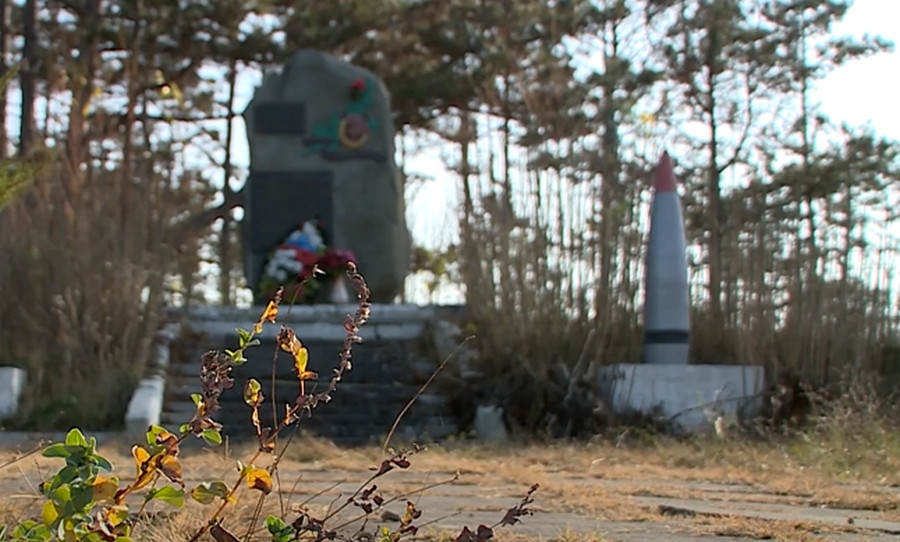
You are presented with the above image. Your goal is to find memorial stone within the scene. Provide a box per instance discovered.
[243,49,411,303]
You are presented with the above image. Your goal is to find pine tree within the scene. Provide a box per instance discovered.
[0,65,37,211]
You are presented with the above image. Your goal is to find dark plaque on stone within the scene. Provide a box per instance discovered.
[243,170,334,292]
[253,102,306,135]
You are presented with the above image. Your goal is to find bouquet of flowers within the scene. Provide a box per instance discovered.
[257,220,356,304]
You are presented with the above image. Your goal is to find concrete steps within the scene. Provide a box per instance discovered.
[161,305,460,446]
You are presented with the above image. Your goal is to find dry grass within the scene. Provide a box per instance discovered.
[3,424,899,541]
[685,515,854,542]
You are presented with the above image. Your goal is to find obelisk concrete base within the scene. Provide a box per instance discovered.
[599,364,765,433]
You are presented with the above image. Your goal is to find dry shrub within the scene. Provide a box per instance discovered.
[786,373,900,481]
[457,213,606,435]
[0,159,183,429]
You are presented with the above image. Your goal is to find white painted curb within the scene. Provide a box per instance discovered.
[0,367,27,419]
[123,323,180,440]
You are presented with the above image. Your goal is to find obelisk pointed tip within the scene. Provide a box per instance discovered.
[654,152,678,193]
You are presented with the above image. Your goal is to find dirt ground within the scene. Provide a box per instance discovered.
[1,432,899,541]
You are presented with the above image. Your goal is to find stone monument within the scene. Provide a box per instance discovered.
[242,49,410,303]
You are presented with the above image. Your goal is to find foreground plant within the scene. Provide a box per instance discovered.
[0,264,538,542]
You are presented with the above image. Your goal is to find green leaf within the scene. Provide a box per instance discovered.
[92,453,113,472]
[265,516,284,532]
[243,378,262,406]
[190,393,203,407]
[200,428,222,446]
[64,428,88,448]
[47,467,78,493]
[265,515,293,542]
[13,520,52,542]
[49,484,71,505]
[224,349,247,365]
[236,327,251,348]
[179,423,191,434]
[148,486,185,508]
[190,481,231,505]
[69,485,94,512]
[247,338,261,348]
[41,443,70,459]
[146,425,166,445]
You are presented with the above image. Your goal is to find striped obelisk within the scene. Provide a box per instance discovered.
[643,152,690,365]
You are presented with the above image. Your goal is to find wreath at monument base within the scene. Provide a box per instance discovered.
[257,220,356,305]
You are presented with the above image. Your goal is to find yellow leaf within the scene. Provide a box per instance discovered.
[262,301,278,323]
[243,378,263,407]
[41,500,58,526]
[92,475,119,503]
[277,329,310,375]
[105,505,129,527]
[132,444,149,468]
[245,467,274,495]
[254,301,279,334]
[293,344,309,374]
[131,445,157,490]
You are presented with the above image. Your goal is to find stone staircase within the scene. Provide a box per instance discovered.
[161,305,460,446]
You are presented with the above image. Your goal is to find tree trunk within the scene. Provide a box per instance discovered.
[19,0,37,156]
[595,18,624,353]
[63,0,102,210]
[219,56,239,305]
[0,0,9,158]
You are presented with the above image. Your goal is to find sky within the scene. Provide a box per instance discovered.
[400,0,900,249]
[814,0,900,141]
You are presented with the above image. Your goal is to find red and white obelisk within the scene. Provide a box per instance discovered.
[643,152,690,365]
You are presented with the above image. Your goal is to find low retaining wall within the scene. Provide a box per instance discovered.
[124,323,180,441]
[0,367,26,420]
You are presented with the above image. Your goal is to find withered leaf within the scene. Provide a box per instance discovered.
[155,430,179,455]
[210,523,241,542]
[158,454,184,486]
[401,501,421,525]
[373,459,393,476]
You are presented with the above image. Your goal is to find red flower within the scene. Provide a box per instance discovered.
[317,249,356,273]
[296,249,319,267]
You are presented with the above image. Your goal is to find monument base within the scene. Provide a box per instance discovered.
[599,363,765,433]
